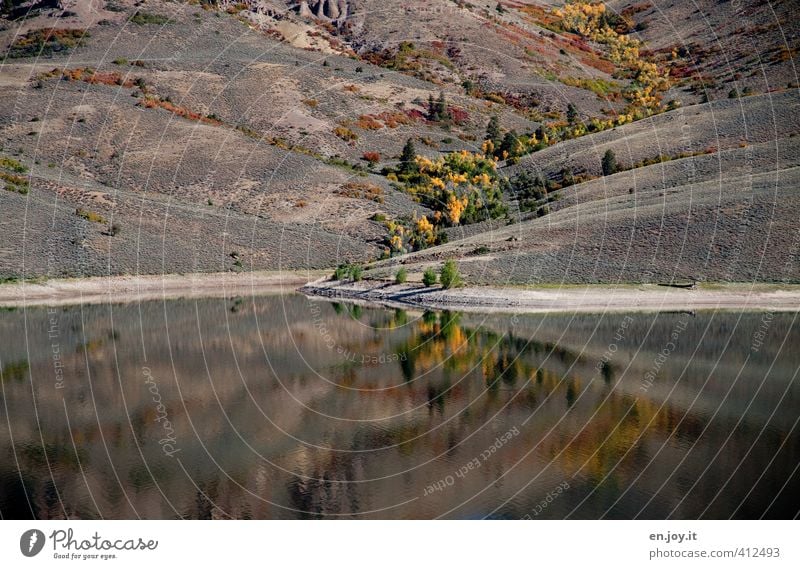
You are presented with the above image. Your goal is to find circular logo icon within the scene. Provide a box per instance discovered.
[20,529,46,557]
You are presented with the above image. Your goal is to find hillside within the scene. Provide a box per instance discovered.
[0,0,797,282]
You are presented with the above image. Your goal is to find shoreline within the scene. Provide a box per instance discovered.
[0,272,798,313]
[299,280,800,314]
[0,271,326,308]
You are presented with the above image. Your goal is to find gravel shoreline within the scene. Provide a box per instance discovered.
[2,273,799,313]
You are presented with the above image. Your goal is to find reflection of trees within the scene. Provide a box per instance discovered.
[3,300,798,519]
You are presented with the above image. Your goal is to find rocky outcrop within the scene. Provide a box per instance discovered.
[294,0,351,22]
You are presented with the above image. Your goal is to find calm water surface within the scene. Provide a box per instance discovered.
[1,295,798,519]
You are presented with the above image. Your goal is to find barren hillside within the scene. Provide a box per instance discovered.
[0,0,797,282]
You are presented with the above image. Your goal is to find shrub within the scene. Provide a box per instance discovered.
[395,268,408,284]
[333,264,349,280]
[422,267,438,287]
[349,264,363,282]
[362,151,381,165]
[0,157,27,173]
[439,260,461,289]
[333,126,358,142]
[75,208,106,224]
[129,11,171,25]
[7,28,87,59]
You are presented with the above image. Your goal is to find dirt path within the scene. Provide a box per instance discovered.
[300,280,800,314]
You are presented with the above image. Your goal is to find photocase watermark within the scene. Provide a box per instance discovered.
[20,527,159,560]
[422,426,520,497]
[307,300,406,364]
[640,318,689,392]
[19,529,46,557]
[522,480,571,518]
[142,367,181,457]
[750,310,774,353]
[595,315,634,375]
[47,307,65,390]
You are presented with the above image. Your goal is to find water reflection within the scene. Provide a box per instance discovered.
[0,297,798,519]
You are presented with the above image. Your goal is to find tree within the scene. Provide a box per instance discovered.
[486,116,501,147]
[439,260,462,289]
[503,170,546,211]
[566,103,578,124]
[422,267,438,287]
[499,130,520,158]
[429,92,448,121]
[395,267,408,284]
[436,92,449,120]
[602,149,618,176]
[399,138,417,173]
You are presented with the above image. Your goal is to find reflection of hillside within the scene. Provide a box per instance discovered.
[1,297,798,519]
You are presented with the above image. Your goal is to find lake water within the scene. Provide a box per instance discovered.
[1,295,798,519]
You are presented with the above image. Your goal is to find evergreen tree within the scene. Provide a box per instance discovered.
[499,130,519,158]
[602,149,618,176]
[486,116,501,146]
[399,138,417,173]
[436,92,448,120]
[566,103,578,124]
[427,94,436,120]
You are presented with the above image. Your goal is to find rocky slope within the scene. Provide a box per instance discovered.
[0,0,797,282]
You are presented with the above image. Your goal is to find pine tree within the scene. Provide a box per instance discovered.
[427,94,436,120]
[486,116,501,147]
[566,103,578,124]
[602,149,618,176]
[500,130,519,158]
[399,138,417,173]
[436,92,449,120]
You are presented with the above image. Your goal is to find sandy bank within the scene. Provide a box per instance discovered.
[300,280,800,314]
[0,271,326,307]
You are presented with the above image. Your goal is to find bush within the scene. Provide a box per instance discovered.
[395,267,408,284]
[6,28,87,59]
[75,208,106,224]
[439,260,461,289]
[333,264,349,280]
[349,264,363,281]
[362,151,381,165]
[422,267,438,287]
[129,11,171,25]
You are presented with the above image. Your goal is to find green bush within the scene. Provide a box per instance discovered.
[129,11,171,25]
[395,267,408,284]
[422,267,438,287]
[439,260,461,289]
[333,264,349,281]
[349,264,364,282]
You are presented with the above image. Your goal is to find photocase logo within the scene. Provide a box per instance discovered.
[20,529,46,557]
